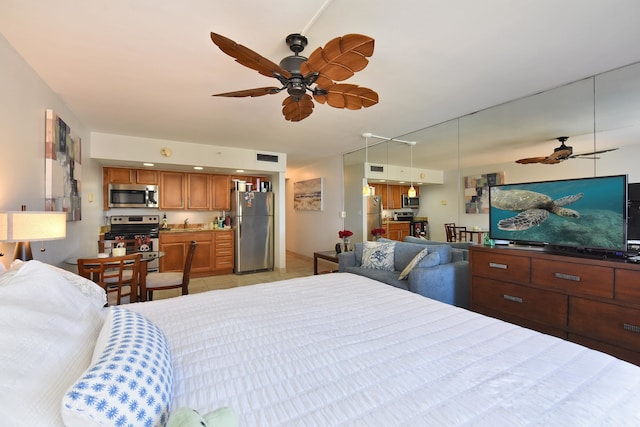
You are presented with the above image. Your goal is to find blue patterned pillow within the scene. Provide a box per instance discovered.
[62,307,173,427]
[361,241,396,271]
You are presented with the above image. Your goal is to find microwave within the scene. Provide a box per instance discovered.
[108,184,159,208]
[401,194,420,208]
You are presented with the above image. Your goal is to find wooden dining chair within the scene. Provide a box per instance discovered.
[77,253,141,305]
[444,223,457,242]
[143,241,197,301]
[453,226,470,242]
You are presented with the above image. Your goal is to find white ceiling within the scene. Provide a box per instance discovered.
[2,0,640,169]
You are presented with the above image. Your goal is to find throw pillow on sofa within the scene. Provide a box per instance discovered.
[362,241,396,271]
[398,249,440,280]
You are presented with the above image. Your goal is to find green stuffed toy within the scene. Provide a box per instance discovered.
[166,407,239,427]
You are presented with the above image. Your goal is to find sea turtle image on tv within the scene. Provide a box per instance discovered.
[491,189,583,231]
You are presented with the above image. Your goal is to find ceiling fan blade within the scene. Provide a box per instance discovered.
[301,34,374,86]
[570,147,619,158]
[210,32,291,80]
[282,94,314,122]
[515,156,548,164]
[313,84,379,109]
[213,87,282,98]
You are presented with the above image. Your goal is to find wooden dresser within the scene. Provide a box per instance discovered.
[469,245,640,365]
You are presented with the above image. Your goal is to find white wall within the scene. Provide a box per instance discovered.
[0,33,104,269]
[286,155,345,257]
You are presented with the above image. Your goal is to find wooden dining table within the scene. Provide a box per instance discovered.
[465,229,488,244]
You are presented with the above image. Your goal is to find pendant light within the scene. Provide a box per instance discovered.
[407,142,417,197]
[362,133,371,196]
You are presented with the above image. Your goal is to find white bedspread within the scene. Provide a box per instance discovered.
[130,273,640,426]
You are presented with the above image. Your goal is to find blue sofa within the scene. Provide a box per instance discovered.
[338,238,470,308]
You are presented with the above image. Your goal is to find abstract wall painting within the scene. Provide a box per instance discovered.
[464,172,505,214]
[45,109,81,221]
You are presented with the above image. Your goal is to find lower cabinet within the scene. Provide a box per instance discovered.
[385,221,411,241]
[470,245,640,365]
[159,230,234,276]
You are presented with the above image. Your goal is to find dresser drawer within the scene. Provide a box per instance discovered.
[471,251,531,284]
[472,276,567,328]
[531,259,613,298]
[569,297,640,352]
[616,268,640,305]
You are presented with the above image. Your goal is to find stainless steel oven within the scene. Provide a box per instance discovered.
[103,215,160,272]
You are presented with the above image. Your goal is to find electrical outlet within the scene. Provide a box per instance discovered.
[340,211,347,218]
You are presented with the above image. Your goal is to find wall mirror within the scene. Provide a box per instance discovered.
[344,61,640,240]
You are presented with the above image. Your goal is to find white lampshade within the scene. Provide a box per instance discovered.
[3,211,67,241]
[0,211,66,261]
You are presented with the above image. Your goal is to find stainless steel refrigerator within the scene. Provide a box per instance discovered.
[230,189,274,273]
[365,195,382,241]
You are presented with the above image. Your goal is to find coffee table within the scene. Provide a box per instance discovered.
[313,250,340,275]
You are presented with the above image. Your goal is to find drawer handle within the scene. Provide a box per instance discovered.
[489,262,507,270]
[554,272,581,282]
[623,323,640,334]
[503,294,523,303]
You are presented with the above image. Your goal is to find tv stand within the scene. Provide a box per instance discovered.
[469,245,640,365]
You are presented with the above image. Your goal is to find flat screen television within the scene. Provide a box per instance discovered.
[489,174,628,254]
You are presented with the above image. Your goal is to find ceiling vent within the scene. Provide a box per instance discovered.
[256,153,279,163]
[370,165,384,173]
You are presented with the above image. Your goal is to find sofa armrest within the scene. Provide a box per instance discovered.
[407,261,470,308]
[338,251,357,271]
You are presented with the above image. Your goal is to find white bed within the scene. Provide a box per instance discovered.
[2,260,640,426]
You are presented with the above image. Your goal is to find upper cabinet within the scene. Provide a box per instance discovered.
[211,175,230,210]
[370,183,418,209]
[159,171,186,210]
[186,173,211,210]
[104,167,158,185]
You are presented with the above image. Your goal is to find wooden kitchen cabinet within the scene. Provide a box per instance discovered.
[214,230,234,272]
[102,167,160,210]
[384,221,411,241]
[470,245,640,365]
[369,184,418,209]
[159,171,186,209]
[104,167,158,185]
[159,230,233,276]
[187,173,211,210]
[211,175,230,210]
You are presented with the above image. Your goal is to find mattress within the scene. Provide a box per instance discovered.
[130,272,640,426]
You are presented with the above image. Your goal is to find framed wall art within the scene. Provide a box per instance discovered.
[294,177,324,211]
[464,172,505,214]
[45,109,82,221]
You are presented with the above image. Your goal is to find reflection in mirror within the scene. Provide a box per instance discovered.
[344,61,640,243]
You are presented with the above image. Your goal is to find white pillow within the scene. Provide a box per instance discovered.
[361,241,396,271]
[0,260,105,426]
[62,306,174,427]
[1,260,106,308]
[398,250,440,280]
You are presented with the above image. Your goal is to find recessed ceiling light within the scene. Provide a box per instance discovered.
[143,162,154,167]
[194,166,204,170]
[235,169,245,173]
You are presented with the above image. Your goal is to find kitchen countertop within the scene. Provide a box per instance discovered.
[159,227,234,233]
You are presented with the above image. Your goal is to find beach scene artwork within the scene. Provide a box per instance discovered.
[294,178,323,211]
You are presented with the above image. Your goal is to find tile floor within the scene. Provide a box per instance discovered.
[150,251,335,301]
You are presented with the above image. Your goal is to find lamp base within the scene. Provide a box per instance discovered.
[13,241,33,261]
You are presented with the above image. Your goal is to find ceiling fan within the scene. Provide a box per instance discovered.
[516,136,618,164]
[209,32,379,122]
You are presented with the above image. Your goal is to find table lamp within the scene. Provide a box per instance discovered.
[0,210,67,261]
